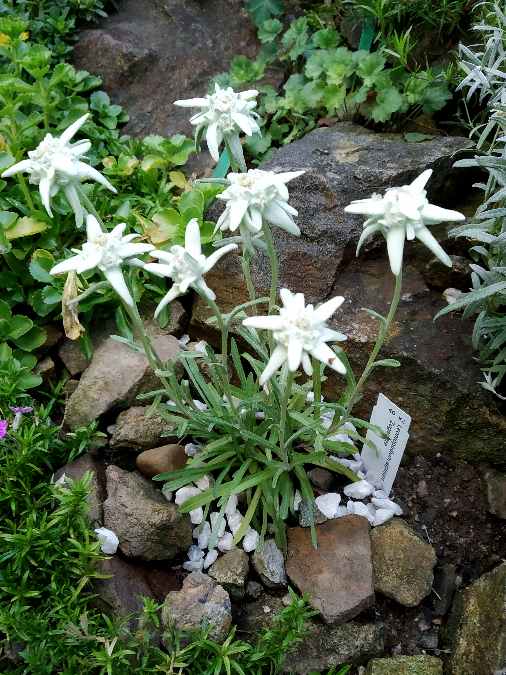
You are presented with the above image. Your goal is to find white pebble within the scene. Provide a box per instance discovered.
[195,475,211,491]
[94,527,119,555]
[218,532,235,552]
[343,479,374,500]
[227,510,243,534]
[315,493,342,519]
[175,485,201,505]
[224,495,238,517]
[190,507,204,525]
[203,549,218,568]
[210,512,226,538]
[243,528,259,552]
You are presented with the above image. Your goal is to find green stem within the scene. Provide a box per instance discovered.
[17,175,34,211]
[345,270,403,415]
[262,222,279,315]
[76,185,104,227]
[312,357,321,421]
[279,368,295,463]
[241,251,256,305]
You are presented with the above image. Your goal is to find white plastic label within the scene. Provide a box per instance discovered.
[361,393,411,496]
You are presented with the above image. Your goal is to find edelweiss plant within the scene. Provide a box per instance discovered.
[15,93,464,552]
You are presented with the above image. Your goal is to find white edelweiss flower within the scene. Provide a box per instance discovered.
[216,169,304,241]
[345,169,465,276]
[243,288,347,385]
[174,84,260,166]
[183,545,204,572]
[50,214,154,307]
[144,218,237,318]
[315,493,342,519]
[94,527,119,555]
[243,527,259,552]
[2,114,116,227]
[343,479,375,500]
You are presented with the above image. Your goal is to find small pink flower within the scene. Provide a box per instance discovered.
[0,420,8,438]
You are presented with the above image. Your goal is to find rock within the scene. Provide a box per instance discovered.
[136,443,187,479]
[371,519,436,607]
[286,516,374,623]
[103,465,191,560]
[73,0,257,139]
[54,453,105,523]
[209,549,249,599]
[366,655,443,674]
[42,324,62,349]
[283,621,384,673]
[483,467,506,519]
[64,332,181,430]
[164,300,187,335]
[109,406,173,450]
[192,124,506,467]
[58,339,90,376]
[422,255,470,291]
[298,498,328,527]
[252,539,286,589]
[246,580,263,599]
[161,572,232,642]
[308,467,334,492]
[446,561,506,675]
[432,563,457,616]
[93,556,180,623]
[35,356,55,379]
[236,594,286,634]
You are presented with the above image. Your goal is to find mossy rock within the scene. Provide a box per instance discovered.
[366,655,443,674]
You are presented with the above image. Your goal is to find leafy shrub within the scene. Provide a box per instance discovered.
[436,2,506,398]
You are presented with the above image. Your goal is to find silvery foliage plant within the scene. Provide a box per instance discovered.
[6,86,463,552]
[436,1,506,399]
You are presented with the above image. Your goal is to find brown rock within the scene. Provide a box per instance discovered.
[35,356,55,379]
[483,467,506,519]
[58,339,90,376]
[209,549,249,598]
[161,572,232,642]
[308,467,335,492]
[110,406,173,450]
[93,556,181,622]
[136,443,187,478]
[63,333,181,430]
[103,465,191,560]
[54,453,105,523]
[286,516,374,623]
[366,655,443,674]
[73,0,257,139]
[371,519,436,607]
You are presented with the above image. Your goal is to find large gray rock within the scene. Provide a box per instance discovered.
[371,519,436,607]
[73,0,257,138]
[286,516,374,623]
[54,453,105,524]
[283,621,384,673]
[103,465,191,561]
[192,125,505,467]
[64,333,181,430]
[109,406,173,450]
[252,539,286,589]
[161,572,232,642]
[446,561,506,675]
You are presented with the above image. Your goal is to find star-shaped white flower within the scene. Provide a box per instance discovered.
[144,218,237,318]
[344,169,465,276]
[174,84,260,167]
[50,214,154,307]
[243,288,347,385]
[2,114,116,227]
[216,169,304,242]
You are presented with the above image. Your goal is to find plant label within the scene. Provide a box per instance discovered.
[361,393,411,496]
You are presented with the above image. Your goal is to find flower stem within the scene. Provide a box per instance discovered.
[241,251,256,305]
[312,357,322,420]
[17,175,34,211]
[345,270,403,415]
[76,185,104,227]
[262,222,279,315]
[279,368,294,463]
